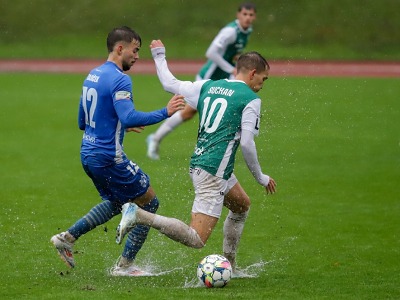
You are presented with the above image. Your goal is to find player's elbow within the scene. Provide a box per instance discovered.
[205,47,215,60]
[160,82,172,93]
[161,78,180,94]
[240,140,252,153]
[120,119,135,129]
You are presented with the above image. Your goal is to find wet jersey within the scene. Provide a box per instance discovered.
[78,61,168,167]
[187,79,260,179]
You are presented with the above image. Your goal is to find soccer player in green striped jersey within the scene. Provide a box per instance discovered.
[147,2,257,160]
[116,39,276,276]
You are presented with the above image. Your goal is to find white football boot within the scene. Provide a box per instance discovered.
[146,134,160,160]
[50,232,75,268]
[116,203,138,244]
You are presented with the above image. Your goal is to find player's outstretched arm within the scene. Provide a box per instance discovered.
[150,40,205,108]
[150,40,181,94]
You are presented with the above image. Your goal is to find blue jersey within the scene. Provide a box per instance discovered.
[78,61,168,167]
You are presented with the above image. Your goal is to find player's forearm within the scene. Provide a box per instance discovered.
[206,45,235,74]
[114,100,168,127]
[241,130,270,186]
[151,47,181,94]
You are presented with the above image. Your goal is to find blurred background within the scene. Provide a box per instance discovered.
[0,0,399,61]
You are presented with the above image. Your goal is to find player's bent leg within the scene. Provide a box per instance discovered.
[117,205,208,248]
[68,200,122,238]
[222,181,251,273]
[117,169,223,248]
[133,186,157,207]
[151,213,209,248]
[223,210,249,274]
[111,196,159,278]
[188,167,225,244]
[189,212,219,245]
[223,181,251,213]
[51,200,121,268]
[116,196,159,271]
[116,186,156,244]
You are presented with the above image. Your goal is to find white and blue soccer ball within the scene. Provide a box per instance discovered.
[197,254,232,288]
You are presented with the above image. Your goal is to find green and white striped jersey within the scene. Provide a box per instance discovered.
[189,79,260,179]
[197,20,252,80]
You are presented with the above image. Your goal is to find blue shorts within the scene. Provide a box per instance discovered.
[82,159,150,205]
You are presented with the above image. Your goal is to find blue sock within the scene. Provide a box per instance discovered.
[121,197,159,261]
[68,200,121,239]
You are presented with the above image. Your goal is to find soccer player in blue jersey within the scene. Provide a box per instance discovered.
[147,2,257,160]
[50,26,185,276]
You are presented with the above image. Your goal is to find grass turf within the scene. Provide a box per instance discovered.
[0,73,399,299]
[1,0,400,61]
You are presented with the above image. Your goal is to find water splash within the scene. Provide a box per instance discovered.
[131,262,183,277]
[233,260,272,278]
[183,277,203,288]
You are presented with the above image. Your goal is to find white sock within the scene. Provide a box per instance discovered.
[151,215,204,248]
[223,210,249,269]
[153,110,184,142]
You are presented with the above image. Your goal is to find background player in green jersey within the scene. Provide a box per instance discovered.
[116,39,276,276]
[147,2,257,160]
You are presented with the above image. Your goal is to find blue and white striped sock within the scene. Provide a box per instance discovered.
[68,200,121,239]
[121,197,159,262]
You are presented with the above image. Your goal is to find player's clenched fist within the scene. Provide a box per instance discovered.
[150,39,164,49]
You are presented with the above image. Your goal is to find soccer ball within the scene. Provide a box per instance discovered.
[197,254,232,288]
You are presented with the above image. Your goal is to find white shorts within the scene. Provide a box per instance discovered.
[189,168,238,218]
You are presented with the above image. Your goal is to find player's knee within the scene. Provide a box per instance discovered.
[231,200,250,214]
[228,209,249,222]
[241,197,251,212]
[245,195,251,208]
[192,237,205,249]
[141,196,159,213]
[189,228,205,249]
[193,242,205,249]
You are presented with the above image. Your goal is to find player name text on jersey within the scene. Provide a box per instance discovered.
[86,74,100,83]
[207,86,235,97]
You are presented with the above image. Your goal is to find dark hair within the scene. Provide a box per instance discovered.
[238,2,257,13]
[236,51,269,73]
[106,26,142,53]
